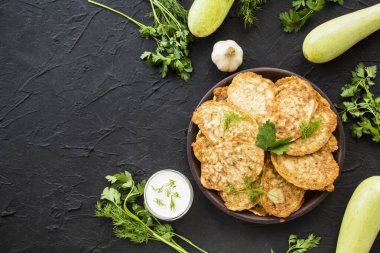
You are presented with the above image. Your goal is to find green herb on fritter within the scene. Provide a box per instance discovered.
[335,63,380,142]
[249,187,265,204]
[96,171,207,253]
[238,0,267,28]
[88,0,193,81]
[256,120,293,155]
[225,177,265,205]
[270,234,321,253]
[279,0,343,33]
[223,111,248,130]
[300,118,321,139]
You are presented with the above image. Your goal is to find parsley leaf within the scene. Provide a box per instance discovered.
[270,234,321,253]
[106,171,133,189]
[255,120,293,155]
[300,118,321,139]
[279,8,313,33]
[336,63,380,142]
[100,187,121,205]
[287,234,321,253]
[279,0,343,33]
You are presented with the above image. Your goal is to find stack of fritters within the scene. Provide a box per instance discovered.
[192,72,339,218]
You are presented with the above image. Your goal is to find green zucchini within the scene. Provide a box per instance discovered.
[188,0,235,37]
[336,176,380,253]
[303,4,380,63]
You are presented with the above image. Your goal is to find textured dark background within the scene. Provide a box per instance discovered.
[0,0,379,252]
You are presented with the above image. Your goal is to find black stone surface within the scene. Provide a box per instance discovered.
[0,0,379,252]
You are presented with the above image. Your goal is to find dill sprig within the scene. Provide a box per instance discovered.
[154,198,165,207]
[152,179,181,212]
[223,111,247,130]
[224,176,265,204]
[239,0,267,29]
[300,118,321,139]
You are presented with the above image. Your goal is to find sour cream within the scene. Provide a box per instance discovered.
[144,169,193,221]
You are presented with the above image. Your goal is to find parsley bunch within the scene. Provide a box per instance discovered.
[88,0,193,81]
[96,171,207,253]
[256,120,293,155]
[270,234,321,253]
[336,63,380,142]
[279,0,343,33]
[238,0,267,29]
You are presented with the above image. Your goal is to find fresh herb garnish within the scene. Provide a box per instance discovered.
[96,171,207,253]
[155,198,165,207]
[152,179,181,212]
[88,0,193,81]
[336,63,380,142]
[223,111,247,130]
[279,0,343,33]
[270,234,321,253]
[238,0,267,29]
[255,120,293,155]
[225,176,265,205]
[300,118,321,139]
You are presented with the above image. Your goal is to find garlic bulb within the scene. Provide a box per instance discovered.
[211,40,243,72]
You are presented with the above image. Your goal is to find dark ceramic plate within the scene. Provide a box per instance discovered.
[187,67,346,224]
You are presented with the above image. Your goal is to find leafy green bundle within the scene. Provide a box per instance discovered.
[336,63,380,142]
[270,234,321,253]
[88,0,193,81]
[95,171,207,253]
[279,0,343,33]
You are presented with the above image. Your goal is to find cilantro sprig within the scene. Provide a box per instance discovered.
[96,171,207,253]
[279,0,343,33]
[336,63,380,142]
[255,120,293,155]
[270,234,321,253]
[88,0,193,81]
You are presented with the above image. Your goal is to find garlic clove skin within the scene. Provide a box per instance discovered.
[211,40,243,72]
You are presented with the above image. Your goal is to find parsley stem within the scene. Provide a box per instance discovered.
[149,0,162,25]
[88,0,146,28]
[174,233,209,253]
[152,0,181,28]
